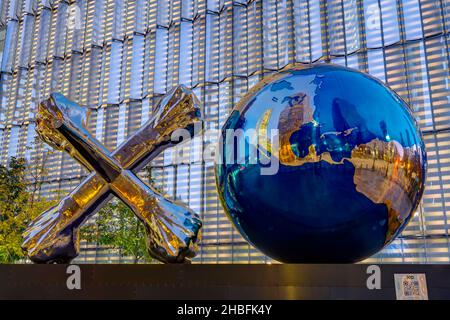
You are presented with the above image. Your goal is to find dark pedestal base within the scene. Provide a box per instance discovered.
[1,264,449,299]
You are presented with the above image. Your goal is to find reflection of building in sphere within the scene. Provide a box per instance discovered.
[278,92,313,164]
[216,64,426,263]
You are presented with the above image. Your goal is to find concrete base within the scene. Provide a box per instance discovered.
[0,264,449,299]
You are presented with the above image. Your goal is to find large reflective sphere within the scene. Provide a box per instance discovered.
[216,64,426,263]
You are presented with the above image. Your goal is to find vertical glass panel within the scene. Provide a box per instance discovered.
[28,63,46,116]
[364,0,382,48]
[218,9,232,81]
[0,74,11,122]
[309,0,322,60]
[233,5,247,76]
[385,46,407,97]
[50,58,63,92]
[293,0,311,62]
[85,46,103,108]
[95,108,105,142]
[205,13,219,83]
[140,98,150,125]
[135,0,148,34]
[380,0,400,45]
[262,0,278,69]
[67,53,83,101]
[18,14,34,67]
[207,0,219,12]
[35,8,51,63]
[181,0,194,19]
[367,48,386,82]
[23,0,37,14]
[0,26,5,68]
[167,23,180,89]
[1,20,18,72]
[112,0,124,40]
[405,41,433,130]
[419,0,443,36]
[421,132,448,236]
[179,21,193,86]
[127,101,142,136]
[107,41,123,104]
[53,1,68,58]
[192,15,205,86]
[247,0,262,73]
[425,36,450,131]
[401,0,423,40]
[343,0,360,52]
[69,0,87,52]
[327,0,346,55]
[154,27,168,93]
[11,69,28,122]
[117,103,127,146]
[7,0,20,20]
[104,105,119,150]
[157,0,170,27]
[7,126,19,159]
[24,123,35,161]
[276,0,295,67]
[91,0,105,46]
[130,35,145,99]
[0,1,8,24]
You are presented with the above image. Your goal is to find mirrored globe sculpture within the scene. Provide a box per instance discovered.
[216,64,427,263]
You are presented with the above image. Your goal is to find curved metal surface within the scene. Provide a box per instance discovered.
[216,64,427,263]
[22,85,203,264]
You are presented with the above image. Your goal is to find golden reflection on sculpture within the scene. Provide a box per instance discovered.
[350,139,424,242]
[22,85,203,263]
[260,91,424,244]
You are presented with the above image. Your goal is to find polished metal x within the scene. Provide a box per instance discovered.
[22,85,203,263]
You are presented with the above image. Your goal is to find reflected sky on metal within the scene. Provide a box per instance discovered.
[216,64,426,263]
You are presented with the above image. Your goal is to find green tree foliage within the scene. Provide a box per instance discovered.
[27,137,53,206]
[0,152,155,264]
[0,157,55,263]
[81,200,152,263]
[0,157,29,262]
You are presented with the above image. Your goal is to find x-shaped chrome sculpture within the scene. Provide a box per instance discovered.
[22,85,203,263]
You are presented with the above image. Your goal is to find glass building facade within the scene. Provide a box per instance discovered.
[0,0,450,263]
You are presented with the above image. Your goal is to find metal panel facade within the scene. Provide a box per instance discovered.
[0,0,449,263]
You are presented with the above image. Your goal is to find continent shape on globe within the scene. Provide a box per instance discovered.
[216,64,426,263]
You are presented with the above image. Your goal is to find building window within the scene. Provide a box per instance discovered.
[7,126,20,160]
[0,26,6,68]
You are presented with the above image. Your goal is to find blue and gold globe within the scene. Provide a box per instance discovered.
[216,64,426,263]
